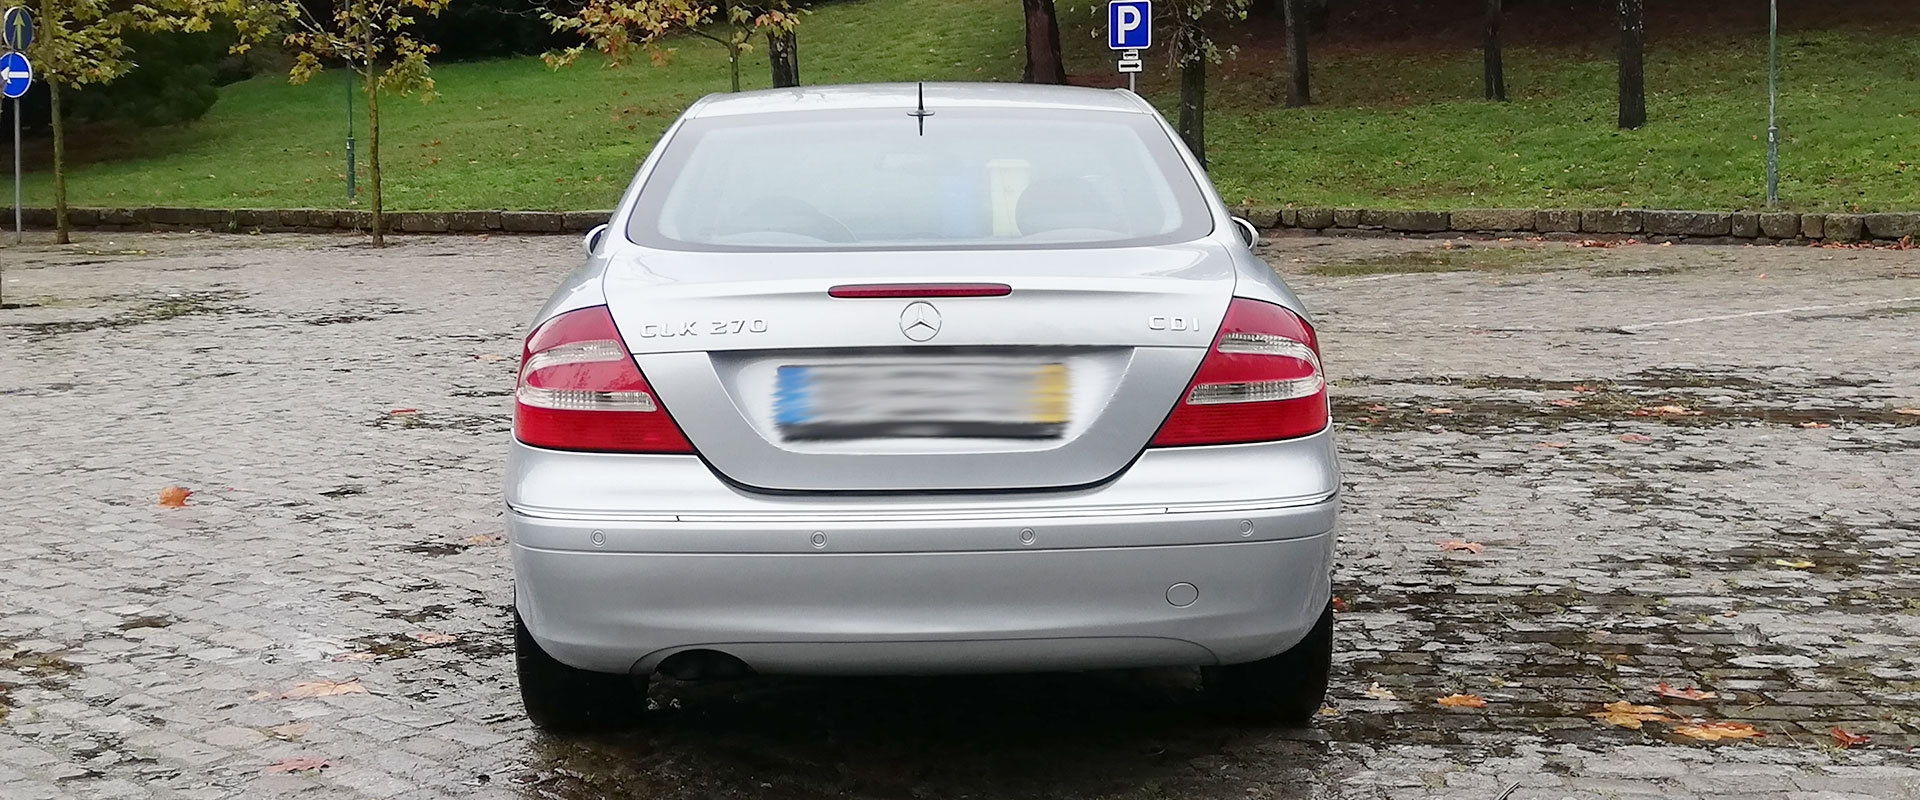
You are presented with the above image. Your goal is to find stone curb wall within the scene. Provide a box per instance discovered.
[12,205,1920,244]
[9,207,615,235]
[1234,207,1920,244]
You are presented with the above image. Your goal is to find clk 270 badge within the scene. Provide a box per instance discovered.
[635,320,768,338]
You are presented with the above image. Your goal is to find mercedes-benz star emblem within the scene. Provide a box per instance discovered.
[899,301,941,342]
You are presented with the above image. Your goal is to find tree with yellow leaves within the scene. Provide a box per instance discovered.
[544,0,800,94]
[284,0,450,247]
[26,0,281,243]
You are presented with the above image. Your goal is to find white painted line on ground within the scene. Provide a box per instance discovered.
[1621,296,1920,331]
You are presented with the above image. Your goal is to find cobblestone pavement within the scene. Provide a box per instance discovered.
[1,232,1917,800]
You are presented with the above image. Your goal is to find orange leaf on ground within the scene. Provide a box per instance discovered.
[1549,398,1580,407]
[279,679,369,699]
[1830,727,1870,748]
[410,631,457,645]
[1330,596,1349,612]
[264,757,332,774]
[1800,421,1832,429]
[1591,701,1673,729]
[1438,540,1486,554]
[389,408,418,415]
[1366,404,1388,412]
[1436,694,1487,708]
[1672,721,1763,741]
[1619,433,1654,443]
[1426,407,1455,415]
[159,487,191,508]
[1652,683,1718,701]
[1894,408,1920,416]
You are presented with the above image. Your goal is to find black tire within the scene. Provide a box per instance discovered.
[515,611,646,732]
[1203,602,1334,725]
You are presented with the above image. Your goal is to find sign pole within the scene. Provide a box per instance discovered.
[1765,0,1779,208]
[13,98,20,243]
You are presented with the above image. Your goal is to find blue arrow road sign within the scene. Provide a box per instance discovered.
[2,6,31,51]
[1108,0,1151,50]
[1,52,30,99]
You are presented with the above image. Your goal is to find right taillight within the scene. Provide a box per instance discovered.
[1149,298,1329,447]
[514,305,694,454]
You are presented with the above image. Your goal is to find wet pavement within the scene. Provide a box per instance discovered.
[1,232,1917,799]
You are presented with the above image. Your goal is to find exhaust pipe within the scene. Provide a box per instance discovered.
[656,649,754,681]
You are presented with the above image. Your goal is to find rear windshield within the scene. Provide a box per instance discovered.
[626,107,1213,251]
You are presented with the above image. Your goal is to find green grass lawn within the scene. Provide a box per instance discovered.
[22,0,1920,212]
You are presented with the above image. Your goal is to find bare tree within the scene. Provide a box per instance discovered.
[1617,0,1645,128]
[1281,0,1308,106]
[1021,0,1066,84]
[1483,0,1505,101]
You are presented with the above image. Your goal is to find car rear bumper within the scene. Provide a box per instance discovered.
[509,502,1335,676]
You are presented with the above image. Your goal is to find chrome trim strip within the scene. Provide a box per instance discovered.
[505,490,1336,524]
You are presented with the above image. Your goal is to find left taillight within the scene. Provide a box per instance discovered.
[513,305,694,454]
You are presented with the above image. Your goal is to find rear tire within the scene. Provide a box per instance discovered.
[1203,602,1333,725]
[515,611,646,732]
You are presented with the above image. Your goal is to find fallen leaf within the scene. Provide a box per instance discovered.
[1366,404,1388,412]
[1756,272,1768,279]
[1549,398,1580,407]
[1537,441,1570,448]
[1426,407,1455,415]
[1897,408,1920,416]
[1317,704,1340,716]
[266,722,311,740]
[1590,700,1673,729]
[410,631,457,645]
[1436,693,1487,708]
[159,487,191,508]
[330,652,376,663]
[1330,596,1349,612]
[1773,559,1815,569]
[1672,721,1763,741]
[463,534,503,545]
[1630,404,1701,417]
[1618,433,1654,443]
[1830,726,1870,748]
[1800,421,1832,429]
[1365,683,1398,701]
[1652,683,1719,701]
[1438,540,1486,554]
[1574,384,1596,393]
[264,756,333,774]
[279,679,369,699]
[389,408,418,415]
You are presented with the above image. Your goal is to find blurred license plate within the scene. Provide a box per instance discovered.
[775,362,1069,440]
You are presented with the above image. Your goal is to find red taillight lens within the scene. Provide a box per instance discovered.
[514,306,694,454]
[1149,298,1329,447]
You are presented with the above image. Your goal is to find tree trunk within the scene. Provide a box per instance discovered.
[1178,55,1205,168]
[728,40,741,92]
[366,73,384,247]
[1617,0,1645,129]
[768,29,799,87]
[1020,0,1066,85]
[1282,0,1310,107]
[49,81,69,244]
[1483,0,1506,101]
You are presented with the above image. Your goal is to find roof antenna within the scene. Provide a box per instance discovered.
[908,81,933,135]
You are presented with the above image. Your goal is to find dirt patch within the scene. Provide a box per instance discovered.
[1308,246,1585,276]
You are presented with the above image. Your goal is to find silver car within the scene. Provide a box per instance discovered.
[507,83,1339,730]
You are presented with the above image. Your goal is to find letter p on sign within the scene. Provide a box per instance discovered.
[1108,0,1151,50]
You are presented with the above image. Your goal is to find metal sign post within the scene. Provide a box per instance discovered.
[3,6,31,244]
[1108,0,1152,93]
[1765,0,1780,208]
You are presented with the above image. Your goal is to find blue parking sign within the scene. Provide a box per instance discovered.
[1108,0,1151,50]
